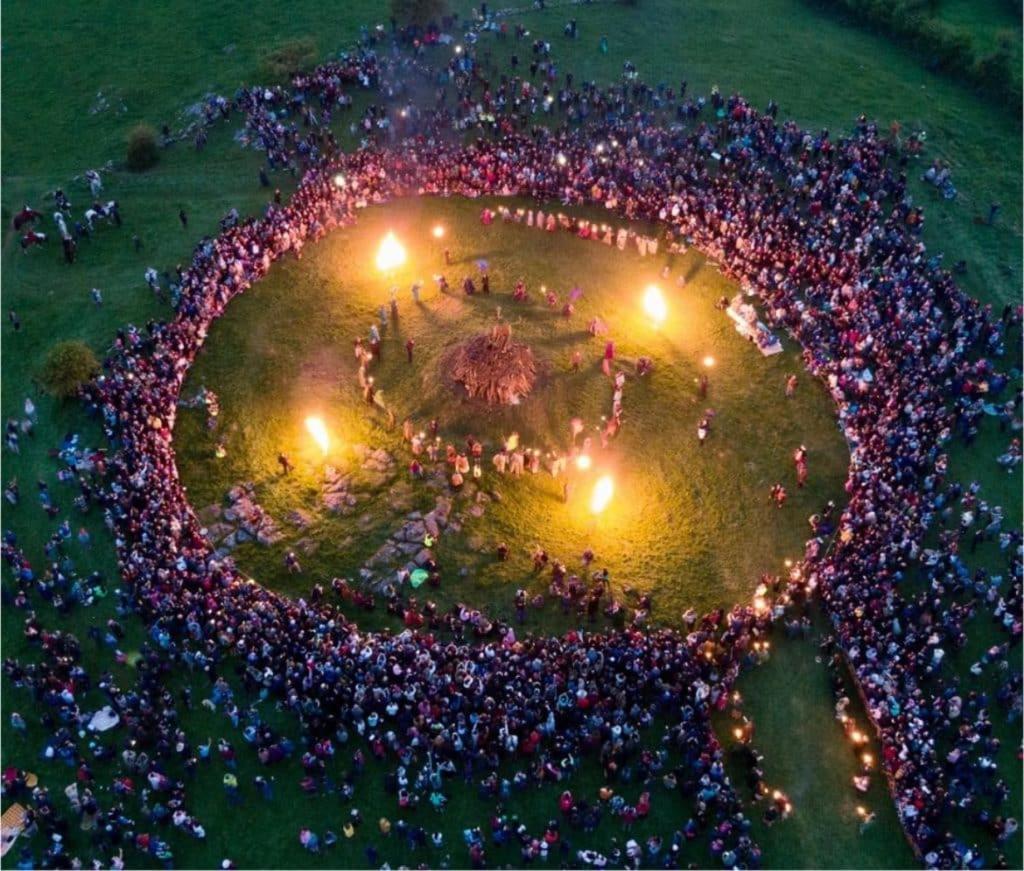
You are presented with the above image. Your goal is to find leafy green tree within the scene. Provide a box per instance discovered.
[40,341,100,399]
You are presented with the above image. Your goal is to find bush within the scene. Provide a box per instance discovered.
[390,0,448,27]
[259,37,318,82]
[916,19,974,71]
[126,124,159,172]
[39,341,100,400]
[974,39,1016,96]
[803,0,1021,113]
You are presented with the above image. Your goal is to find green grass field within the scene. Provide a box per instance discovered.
[2,0,1020,868]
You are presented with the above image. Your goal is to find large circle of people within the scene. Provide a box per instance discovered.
[5,14,1021,870]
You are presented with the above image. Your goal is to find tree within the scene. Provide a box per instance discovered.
[126,124,159,171]
[40,341,100,400]
[390,0,447,27]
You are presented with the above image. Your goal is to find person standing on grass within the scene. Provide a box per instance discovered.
[794,445,808,487]
[223,772,241,806]
[406,338,415,363]
[253,775,273,800]
[785,374,797,397]
[697,417,709,446]
[5,420,20,454]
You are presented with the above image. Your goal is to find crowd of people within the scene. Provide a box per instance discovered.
[4,4,1022,868]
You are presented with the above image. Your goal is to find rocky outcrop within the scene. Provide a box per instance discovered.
[200,482,283,557]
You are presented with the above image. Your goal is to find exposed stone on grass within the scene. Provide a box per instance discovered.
[353,444,396,473]
[359,489,476,590]
[287,509,314,528]
[199,482,283,554]
[321,465,359,514]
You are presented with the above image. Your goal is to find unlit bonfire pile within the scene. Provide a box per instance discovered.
[198,482,283,556]
[449,324,537,405]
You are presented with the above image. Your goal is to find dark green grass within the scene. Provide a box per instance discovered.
[1,0,1020,868]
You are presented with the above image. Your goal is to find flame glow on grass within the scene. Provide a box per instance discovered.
[643,284,667,326]
[590,475,614,514]
[305,416,329,456]
[376,231,407,272]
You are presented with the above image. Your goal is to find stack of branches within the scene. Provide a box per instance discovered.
[449,327,537,405]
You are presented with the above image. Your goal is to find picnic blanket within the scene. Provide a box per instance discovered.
[726,305,783,356]
[88,706,120,732]
[0,803,28,858]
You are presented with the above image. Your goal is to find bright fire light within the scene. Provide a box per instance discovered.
[575,454,592,471]
[432,224,445,239]
[643,285,668,325]
[590,475,614,514]
[305,417,329,456]
[376,231,407,272]
[703,355,716,367]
